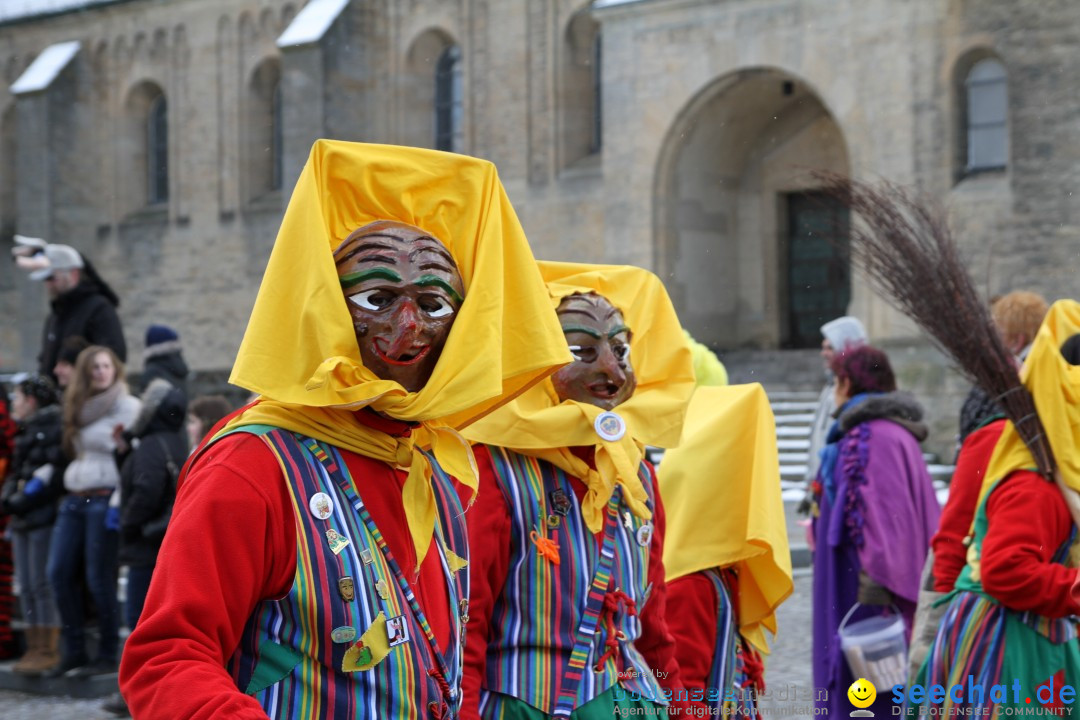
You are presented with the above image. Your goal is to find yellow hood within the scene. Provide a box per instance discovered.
[982,299,1080,509]
[658,384,793,653]
[224,140,571,562]
[464,261,695,532]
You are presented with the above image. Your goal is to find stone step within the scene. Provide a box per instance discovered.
[770,401,819,413]
[763,390,821,402]
[774,413,815,425]
[778,452,809,464]
[776,426,810,437]
[778,439,810,451]
[780,465,807,479]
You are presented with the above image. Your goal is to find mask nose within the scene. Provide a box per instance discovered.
[385,300,422,357]
[597,345,627,388]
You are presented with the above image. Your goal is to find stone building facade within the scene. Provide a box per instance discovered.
[1,0,1076,453]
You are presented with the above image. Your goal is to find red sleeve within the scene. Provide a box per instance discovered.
[665,573,717,711]
[980,470,1080,618]
[119,433,296,720]
[460,445,512,720]
[931,420,1006,592]
[633,462,691,714]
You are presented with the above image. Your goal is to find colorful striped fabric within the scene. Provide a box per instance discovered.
[916,476,1080,719]
[477,447,665,716]
[226,429,468,719]
[703,568,762,718]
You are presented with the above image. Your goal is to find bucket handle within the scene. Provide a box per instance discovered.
[838,601,903,634]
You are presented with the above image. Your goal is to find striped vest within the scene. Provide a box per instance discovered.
[227,429,469,719]
[702,568,759,716]
[478,446,666,715]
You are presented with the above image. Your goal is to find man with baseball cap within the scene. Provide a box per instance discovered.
[13,236,126,381]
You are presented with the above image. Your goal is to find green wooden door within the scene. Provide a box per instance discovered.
[785,193,851,348]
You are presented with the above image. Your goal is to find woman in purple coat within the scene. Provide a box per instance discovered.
[809,346,940,716]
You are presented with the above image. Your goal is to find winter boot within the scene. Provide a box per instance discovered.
[11,626,42,674]
[26,626,61,674]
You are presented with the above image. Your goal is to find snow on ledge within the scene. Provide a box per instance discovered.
[0,0,119,24]
[277,0,350,49]
[11,41,80,95]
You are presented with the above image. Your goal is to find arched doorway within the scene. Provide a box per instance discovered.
[654,68,851,350]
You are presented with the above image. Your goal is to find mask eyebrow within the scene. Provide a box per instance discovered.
[561,324,602,339]
[608,325,631,339]
[409,243,455,265]
[339,267,402,289]
[415,274,465,305]
[558,307,601,323]
[336,239,401,266]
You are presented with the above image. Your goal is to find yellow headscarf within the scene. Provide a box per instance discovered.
[224,140,571,562]
[658,384,793,653]
[980,300,1080,514]
[463,261,695,532]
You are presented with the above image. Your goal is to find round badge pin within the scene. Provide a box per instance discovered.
[594,411,626,442]
[636,523,654,547]
[309,492,334,520]
[331,626,357,644]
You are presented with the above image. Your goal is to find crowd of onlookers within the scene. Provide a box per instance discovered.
[0,239,235,716]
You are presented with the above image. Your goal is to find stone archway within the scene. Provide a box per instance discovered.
[654,67,851,350]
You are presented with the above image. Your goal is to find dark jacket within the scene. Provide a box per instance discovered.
[0,405,66,531]
[38,275,125,379]
[118,381,187,567]
[141,343,189,395]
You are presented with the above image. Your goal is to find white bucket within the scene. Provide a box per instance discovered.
[838,603,908,690]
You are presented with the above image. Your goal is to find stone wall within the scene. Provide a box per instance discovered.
[0,0,1073,458]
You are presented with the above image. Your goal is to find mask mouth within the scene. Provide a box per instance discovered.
[587,379,622,399]
[373,338,431,366]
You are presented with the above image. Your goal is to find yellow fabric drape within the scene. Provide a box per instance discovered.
[658,384,793,654]
[225,141,571,562]
[981,300,1080,513]
[464,261,695,532]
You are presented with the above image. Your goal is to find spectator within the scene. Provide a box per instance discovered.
[12,237,126,381]
[1,374,64,674]
[185,395,232,452]
[53,336,90,390]
[805,316,868,489]
[102,378,187,717]
[957,291,1048,444]
[0,385,17,660]
[140,324,188,395]
[46,346,140,678]
[810,346,940,718]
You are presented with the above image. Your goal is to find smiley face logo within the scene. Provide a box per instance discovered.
[848,677,877,709]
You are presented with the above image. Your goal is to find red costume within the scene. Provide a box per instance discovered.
[931,419,1006,592]
[120,424,453,719]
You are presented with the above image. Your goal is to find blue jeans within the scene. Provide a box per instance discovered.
[47,495,119,662]
[13,525,57,627]
[125,564,155,631]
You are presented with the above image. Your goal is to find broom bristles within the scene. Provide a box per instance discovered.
[815,172,1054,477]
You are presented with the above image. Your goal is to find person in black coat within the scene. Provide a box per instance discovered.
[14,240,127,381]
[140,324,189,396]
[113,378,187,631]
[0,374,65,674]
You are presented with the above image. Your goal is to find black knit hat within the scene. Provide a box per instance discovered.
[57,335,90,366]
[18,374,59,408]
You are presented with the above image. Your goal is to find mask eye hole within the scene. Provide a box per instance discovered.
[568,345,598,363]
[418,295,455,318]
[349,289,394,311]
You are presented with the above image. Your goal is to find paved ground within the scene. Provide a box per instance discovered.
[1,572,816,718]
